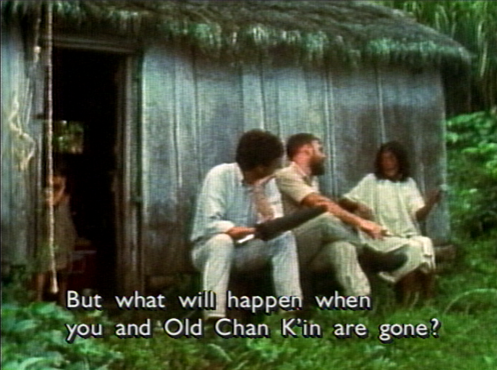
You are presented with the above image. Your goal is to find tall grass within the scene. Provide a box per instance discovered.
[377,1,497,111]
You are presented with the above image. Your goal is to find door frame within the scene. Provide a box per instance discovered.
[49,34,143,295]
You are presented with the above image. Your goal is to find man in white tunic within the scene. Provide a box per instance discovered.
[191,130,302,321]
[341,141,440,291]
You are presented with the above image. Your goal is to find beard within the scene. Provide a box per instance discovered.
[310,159,325,176]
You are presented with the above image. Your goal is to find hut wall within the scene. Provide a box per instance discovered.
[140,47,450,275]
[1,20,40,267]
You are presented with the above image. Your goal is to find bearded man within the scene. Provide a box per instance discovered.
[276,133,388,297]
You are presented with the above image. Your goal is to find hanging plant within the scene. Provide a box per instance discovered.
[52,120,84,154]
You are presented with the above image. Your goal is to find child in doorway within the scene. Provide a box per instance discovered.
[35,169,77,306]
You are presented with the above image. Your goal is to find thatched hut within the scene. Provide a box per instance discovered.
[1,1,470,295]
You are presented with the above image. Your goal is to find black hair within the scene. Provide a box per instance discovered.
[236,129,284,171]
[286,133,320,159]
[374,141,411,182]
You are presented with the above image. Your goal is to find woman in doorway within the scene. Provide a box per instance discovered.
[35,169,77,306]
[340,141,441,305]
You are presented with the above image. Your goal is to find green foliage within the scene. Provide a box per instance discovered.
[377,1,497,111]
[1,301,121,370]
[102,233,497,370]
[105,328,217,370]
[446,110,497,237]
[104,306,496,370]
[3,230,496,370]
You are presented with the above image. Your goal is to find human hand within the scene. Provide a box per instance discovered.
[358,219,384,240]
[226,226,256,240]
[426,188,442,207]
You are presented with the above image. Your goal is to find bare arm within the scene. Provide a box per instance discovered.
[338,197,358,212]
[416,189,441,221]
[302,193,383,239]
[226,226,256,240]
[339,197,374,220]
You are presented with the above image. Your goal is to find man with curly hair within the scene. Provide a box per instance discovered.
[191,130,302,321]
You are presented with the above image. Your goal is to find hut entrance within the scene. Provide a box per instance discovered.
[51,48,129,298]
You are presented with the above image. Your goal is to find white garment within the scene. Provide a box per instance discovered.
[343,174,436,282]
[191,163,302,318]
[293,214,371,296]
[191,163,284,243]
[192,232,302,318]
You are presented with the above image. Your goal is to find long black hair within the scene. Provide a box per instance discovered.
[374,141,411,182]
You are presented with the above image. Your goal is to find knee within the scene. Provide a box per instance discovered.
[320,213,341,224]
[328,241,358,258]
[205,234,235,255]
[320,215,358,241]
[271,231,297,250]
[282,231,297,247]
[318,241,359,269]
[192,233,235,269]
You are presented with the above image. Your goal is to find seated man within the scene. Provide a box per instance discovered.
[191,130,302,322]
[340,141,440,304]
[275,133,386,297]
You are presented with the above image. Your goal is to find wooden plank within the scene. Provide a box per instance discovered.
[1,21,38,266]
[405,69,449,242]
[141,44,182,274]
[142,46,247,274]
[240,63,265,131]
[194,57,243,172]
[273,66,309,138]
[304,67,329,141]
[260,64,280,134]
[327,65,383,197]
[172,46,200,271]
[303,67,334,194]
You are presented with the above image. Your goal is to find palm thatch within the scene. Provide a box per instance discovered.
[2,0,470,69]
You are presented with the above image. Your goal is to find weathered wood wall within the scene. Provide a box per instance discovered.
[141,45,450,276]
[1,29,450,280]
[1,20,41,267]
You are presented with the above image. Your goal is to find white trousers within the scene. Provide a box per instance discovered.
[192,231,303,318]
[293,213,371,296]
[367,235,436,283]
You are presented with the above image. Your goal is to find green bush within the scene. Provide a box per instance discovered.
[1,300,121,370]
[446,110,497,237]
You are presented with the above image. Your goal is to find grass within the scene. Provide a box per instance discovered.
[2,234,495,370]
[103,234,497,370]
[2,235,495,370]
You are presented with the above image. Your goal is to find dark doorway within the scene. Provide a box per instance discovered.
[52,48,123,298]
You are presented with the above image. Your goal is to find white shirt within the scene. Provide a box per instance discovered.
[190,163,284,243]
[343,173,425,237]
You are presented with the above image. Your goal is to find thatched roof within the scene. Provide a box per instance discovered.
[2,1,470,69]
